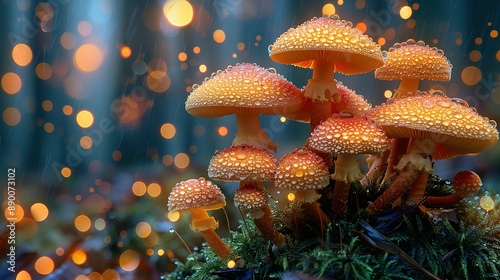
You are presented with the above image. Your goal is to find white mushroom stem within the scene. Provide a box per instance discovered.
[188,209,233,259]
[233,113,277,152]
[367,138,434,214]
[330,155,363,218]
[306,59,341,131]
[361,149,390,187]
[381,138,410,185]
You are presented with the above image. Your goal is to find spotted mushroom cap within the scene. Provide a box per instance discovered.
[208,144,277,182]
[366,91,499,158]
[185,63,302,118]
[452,170,482,198]
[282,81,372,122]
[375,39,452,81]
[234,183,268,211]
[275,148,330,191]
[168,178,226,212]
[308,112,388,155]
[269,15,383,74]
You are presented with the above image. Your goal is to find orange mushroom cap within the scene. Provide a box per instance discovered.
[234,183,268,219]
[269,15,383,74]
[167,178,226,212]
[208,144,277,182]
[375,39,452,81]
[185,63,302,118]
[275,148,330,191]
[366,91,499,158]
[308,112,388,155]
[452,170,483,198]
[283,81,372,122]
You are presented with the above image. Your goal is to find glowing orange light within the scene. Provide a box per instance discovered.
[461,66,482,86]
[147,183,162,197]
[491,30,499,38]
[469,50,482,62]
[287,192,296,202]
[355,22,366,34]
[163,0,194,27]
[475,37,483,45]
[193,46,201,54]
[174,153,190,169]
[74,214,92,232]
[2,72,22,94]
[76,110,94,128]
[102,269,120,280]
[120,45,132,58]
[44,122,54,133]
[199,64,207,73]
[160,123,176,139]
[119,250,140,271]
[218,126,228,136]
[157,249,165,256]
[146,74,171,93]
[227,259,236,269]
[162,155,174,166]
[36,63,52,80]
[4,203,24,221]
[80,136,93,149]
[132,181,147,196]
[178,52,187,61]
[167,210,180,222]
[3,107,22,126]
[213,29,226,43]
[16,270,31,280]
[34,256,54,275]
[377,37,386,46]
[31,203,49,222]
[399,6,412,19]
[72,249,87,265]
[322,4,335,16]
[237,42,245,51]
[384,90,393,98]
[12,43,33,66]
[496,50,500,62]
[61,167,71,178]
[74,44,103,72]
[136,221,152,238]
[112,151,122,161]
[42,100,53,112]
[62,105,73,115]
[480,196,495,211]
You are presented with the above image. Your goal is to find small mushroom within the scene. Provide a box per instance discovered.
[167,178,233,259]
[423,170,482,208]
[185,63,302,151]
[269,15,383,131]
[366,92,498,214]
[275,148,331,227]
[307,112,388,218]
[208,144,285,248]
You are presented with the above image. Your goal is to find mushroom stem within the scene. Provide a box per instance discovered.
[361,149,390,187]
[332,180,351,219]
[234,113,277,151]
[366,163,422,214]
[394,77,420,98]
[405,170,430,205]
[253,205,286,248]
[295,189,331,227]
[381,138,410,185]
[188,209,233,259]
[422,194,462,208]
[331,154,363,183]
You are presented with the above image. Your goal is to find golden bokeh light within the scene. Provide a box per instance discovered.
[136,221,152,238]
[213,29,226,43]
[399,6,412,19]
[76,110,94,128]
[384,90,393,98]
[147,183,162,197]
[80,136,93,149]
[163,0,194,27]
[377,37,386,46]
[102,269,120,280]
[322,3,335,16]
[2,72,22,94]
[61,167,72,178]
[193,46,201,54]
[16,270,31,280]
[480,196,495,211]
[4,203,24,221]
[237,42,245,51]
[162,155,174,166]
[287,192,296,202]
[174,153,190,169]
[146,74,171,93]
[461,66,482,86]
[120,45,132,58]
[199,64,207,73]
[147,59,167,78]
[74,44,104,72]
[31,203,49,222]
[132,181,147,196]
[34,256,54,275]
[178,52,187,61]
[36,63,52,80]
[119,250,140,272]
[62,105,73,115]
[44,122,54,133]
[469,50,481,62]
[12,43,33,66]
[355,22,366,33]
[42,100,53,112]
[167,210,180,222]
[3,107,22,126]
[35,3,54,21]
[160,123,176,139]
[75,214,92,232]
[112,150,122,161]
[491,30,499,38]
[475,37,483,45]
[496,50,500,62]
[218,126,228,136]
[72,249,87,265]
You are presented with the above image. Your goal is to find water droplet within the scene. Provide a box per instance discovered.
[295,170,304,177]
[169,228,175,233]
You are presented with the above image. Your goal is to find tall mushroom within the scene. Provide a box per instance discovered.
[208,144,285,248]
[375,40,453,183]
[167,178,233,260]
[185,63,301,152]
[275,148,331,228]
[269,15,383,131]
[423,170,482,208]
[307,112,388,218]
[366,92,498,214]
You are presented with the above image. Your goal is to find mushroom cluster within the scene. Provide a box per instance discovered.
[166,13,499,270]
